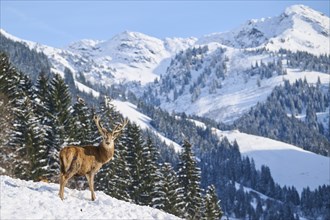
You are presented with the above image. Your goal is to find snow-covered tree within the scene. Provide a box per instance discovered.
[156,162,185,217]
[139,135,162,206]
[45,73,72,181]
[126,122,146,204]
[202,185,223,220]
[70,97,94,145]
[177,140,203,219]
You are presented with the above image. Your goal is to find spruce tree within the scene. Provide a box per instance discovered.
[177,140,203,220]
[70,97,94,145]
[45,73,72,181]
[139,135,162,206]
[32,71,51,180]
[203,185,223,220]
[126,122,146,204]
[157,162,185,217]
[5,70,45,180]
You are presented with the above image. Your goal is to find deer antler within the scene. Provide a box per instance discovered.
[93,115,107,137]
[112,118,128,139]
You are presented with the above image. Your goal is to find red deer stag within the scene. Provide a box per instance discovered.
[58,115,128,201]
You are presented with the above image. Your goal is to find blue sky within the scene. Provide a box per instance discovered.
[1,1,329,48]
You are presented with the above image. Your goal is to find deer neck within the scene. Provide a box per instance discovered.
[99,140,115,163]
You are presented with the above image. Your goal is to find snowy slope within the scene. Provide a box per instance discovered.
[158,57,329,123]
[111,100,182,152]
[215,129,330,193]
[189,119,330,193]
[0,175,182,220]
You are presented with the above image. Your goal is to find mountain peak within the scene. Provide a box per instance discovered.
[283,4,329,27]
[198,4,329,55]
[284,4,324,17]
[109,30,161,43]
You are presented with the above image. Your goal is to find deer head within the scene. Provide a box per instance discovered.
[93,115,128,146]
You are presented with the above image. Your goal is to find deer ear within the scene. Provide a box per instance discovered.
[102,128,108,135]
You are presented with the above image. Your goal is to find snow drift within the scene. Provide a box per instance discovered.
[0,175,182,220]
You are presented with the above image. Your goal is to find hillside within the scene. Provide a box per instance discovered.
[0,175,182,220]
[111,100,329,193]
[214,129,330,193]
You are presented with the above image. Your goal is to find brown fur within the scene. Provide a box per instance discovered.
[59,144,114,176]
[58,116,127,201]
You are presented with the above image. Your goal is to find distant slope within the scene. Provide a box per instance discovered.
[108,95,329,194]
[190,119,330,193]
[111,99,182,152]
[216,129,330,193]
[0,175,181,220]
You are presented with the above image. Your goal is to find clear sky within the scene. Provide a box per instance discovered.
[1,0,329,48]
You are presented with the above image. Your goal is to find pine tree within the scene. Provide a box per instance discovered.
[202,185,223,220]
[32,71,51,180]
[45,73,72,181]
[0,53,21,100]
[157,162,185,217]
[0,53,17,175]
[126,122,147,204]
[70,97,94,145]
[140,135,162,206]
[97,96,121,128]
[6,72,45,180]
[177,140,203,220]
[47,73,72,137]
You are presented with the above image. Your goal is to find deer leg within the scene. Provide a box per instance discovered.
[59,173,66,200]
[86,173,96,201]
[59,160,80,200]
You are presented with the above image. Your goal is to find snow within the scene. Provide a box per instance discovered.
[189,119,330,193]
[0,175,182,220]
[160,64,329,124]
[111,100,182,152]
[215,129,330,193]
[75,81,100,98]
[197,5,329,55]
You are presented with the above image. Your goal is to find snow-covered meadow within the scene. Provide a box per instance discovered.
[0,175,182,220]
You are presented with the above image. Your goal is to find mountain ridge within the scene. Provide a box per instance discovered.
[1,5,329,123]
[197,4,329,55]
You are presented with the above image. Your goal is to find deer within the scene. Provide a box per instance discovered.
[58,115,128,201]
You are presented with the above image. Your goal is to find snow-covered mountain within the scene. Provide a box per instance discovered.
[1,5,328,88]
[1,4,328,125]
[65,31,196,85]
[0,175,182,220]
[198,5,329,55]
